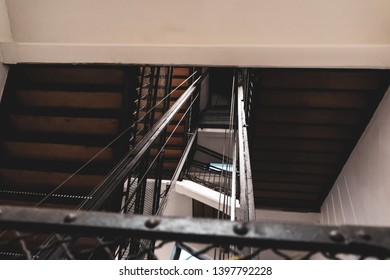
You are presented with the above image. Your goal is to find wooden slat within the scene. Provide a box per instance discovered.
[141,88,185,99]
[260,70,387,90]
[256,108,362,125]
[165,136,184,146]
[138,99,178,111]
[254,123,355,140]
[251,138,347,153]
[150,148,183,159]
[169,89,186,99]
[254,198,320,211]
[258,90,370,109]
[162,160,180,170]
[166,124,185,134]
[171,78,189,87]
[18,66,125,85]
[253,172,329,185]
[253,182,325,193]
[138,111,185,122]
[1,141,114,163]
[251,161,335,175]
[173,68,190,76]
[254,190,322,201]
[135,123,185,134]
[251,151,340,164]
[0,168,104,192]
[15,90,122,110]
[9,115,119,136]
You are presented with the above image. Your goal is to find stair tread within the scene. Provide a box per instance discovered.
[15,90,122,110]
[16,66,126,86]
[0,65,190,216]
[1,141,114,163]
[0,168,105,192]
[8,115,120,136]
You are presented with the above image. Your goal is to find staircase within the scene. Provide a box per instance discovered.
[0,64,193,210]
[0,65,133,209]
[131,66,193,178]
[184,144,234,219]
[0,64,196,259]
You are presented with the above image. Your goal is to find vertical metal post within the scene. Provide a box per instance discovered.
[130,66,146,148]
[230,134,237,221]
[237,75,255,222]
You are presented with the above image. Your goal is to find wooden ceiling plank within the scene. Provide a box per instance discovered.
[253,181,325,193]
[255,108,362,125]
[259,69,388,91]
[254,190,322,201]
[253,123,355,140]
[251,161,335,175]
[251,150,340,164]
[251,137,347,153]
[257,90,371,109]
[253,171,329,185]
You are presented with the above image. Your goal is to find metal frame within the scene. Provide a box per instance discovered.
[81,71,207,211]
[157,130,198,215]
[236,72,255,222]
[0,206,389,258]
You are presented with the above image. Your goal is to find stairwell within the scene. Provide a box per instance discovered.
[0,64,194,259]
[0,64,192,210]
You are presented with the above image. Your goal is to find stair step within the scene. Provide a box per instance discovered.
[162,160,180,170]
[16,66,126,86]
[166,136,185,146]
[1,141,114,163]
[137,111,185,122]
[8,115,119,136]
[171,77,190,88]
[172,68,191,76]
[0,168,105,192]
[166,124,185,134]
[150,148,183,159]
[15,90,122,110]
[143,77,189,88]
[135,124,185,134]
[138,99,178,111]
[134,134,185,147]
[140,88,186,99]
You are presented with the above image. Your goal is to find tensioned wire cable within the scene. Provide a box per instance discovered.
[214,72,236,260]
[79,74,202,211]
[33,70,197,208]
[116,90,200,213]
[0,69,197,256]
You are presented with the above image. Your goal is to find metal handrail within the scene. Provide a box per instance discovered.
[81,71,208,211]
[1,205,389,259]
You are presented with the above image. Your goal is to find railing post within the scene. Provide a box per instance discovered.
[236,72,256,222]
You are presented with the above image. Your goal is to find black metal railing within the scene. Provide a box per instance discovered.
[0,206,389,260]
[0,66,206,259]
[185,145,233,195]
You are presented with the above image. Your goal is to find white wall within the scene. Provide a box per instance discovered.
[321,86,390,226]
[198,129,233,158]
[5,0,390,45]
[154,191,193,259]
[0,0,12,42]
[1,0,390,67]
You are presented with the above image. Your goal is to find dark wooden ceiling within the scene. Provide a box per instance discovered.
[249,69,390,212]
